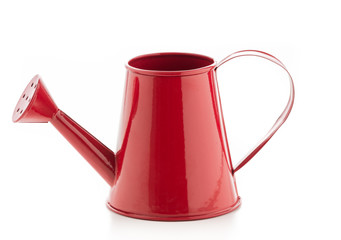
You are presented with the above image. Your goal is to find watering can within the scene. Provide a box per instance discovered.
[12,50,294,221]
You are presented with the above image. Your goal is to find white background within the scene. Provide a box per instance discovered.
[0,0,340,239]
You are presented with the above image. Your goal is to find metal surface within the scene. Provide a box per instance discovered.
[12,50,295,221]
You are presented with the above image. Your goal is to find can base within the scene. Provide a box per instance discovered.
[107,197,241,221]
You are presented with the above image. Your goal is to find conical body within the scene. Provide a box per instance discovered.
[108,58,240,220]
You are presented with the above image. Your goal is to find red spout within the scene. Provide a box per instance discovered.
[13,75,116,186]
[13,75,58,123]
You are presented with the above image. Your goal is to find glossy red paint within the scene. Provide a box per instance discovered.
[12,75,116,185]
[13,75,58,123]
[12,50,294,221]
[51,111,115,186]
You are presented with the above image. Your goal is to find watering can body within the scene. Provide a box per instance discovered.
[109,53,240,220]
[13,51,294,221]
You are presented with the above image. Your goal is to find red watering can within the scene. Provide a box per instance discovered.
[13,50,294,221]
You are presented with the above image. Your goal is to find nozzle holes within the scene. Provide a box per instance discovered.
[22,94,25,98]
[20,110,23,114]
[17,108,20,112]
[31,83,34,87]
[34,84,37,88]
[26,96,28,100]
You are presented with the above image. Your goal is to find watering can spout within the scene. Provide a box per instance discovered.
[12,75,116,186]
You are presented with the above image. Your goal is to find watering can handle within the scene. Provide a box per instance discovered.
[215,50,295,173]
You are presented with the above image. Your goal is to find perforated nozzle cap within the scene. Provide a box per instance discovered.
[12,75,58,123]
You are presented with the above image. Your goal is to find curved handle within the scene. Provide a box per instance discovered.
[215,50,295,173]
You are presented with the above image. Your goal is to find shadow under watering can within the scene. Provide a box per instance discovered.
[12,50,295,221]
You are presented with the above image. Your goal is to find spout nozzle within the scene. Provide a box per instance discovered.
[13,75,115,186]
[13,75,58,123]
